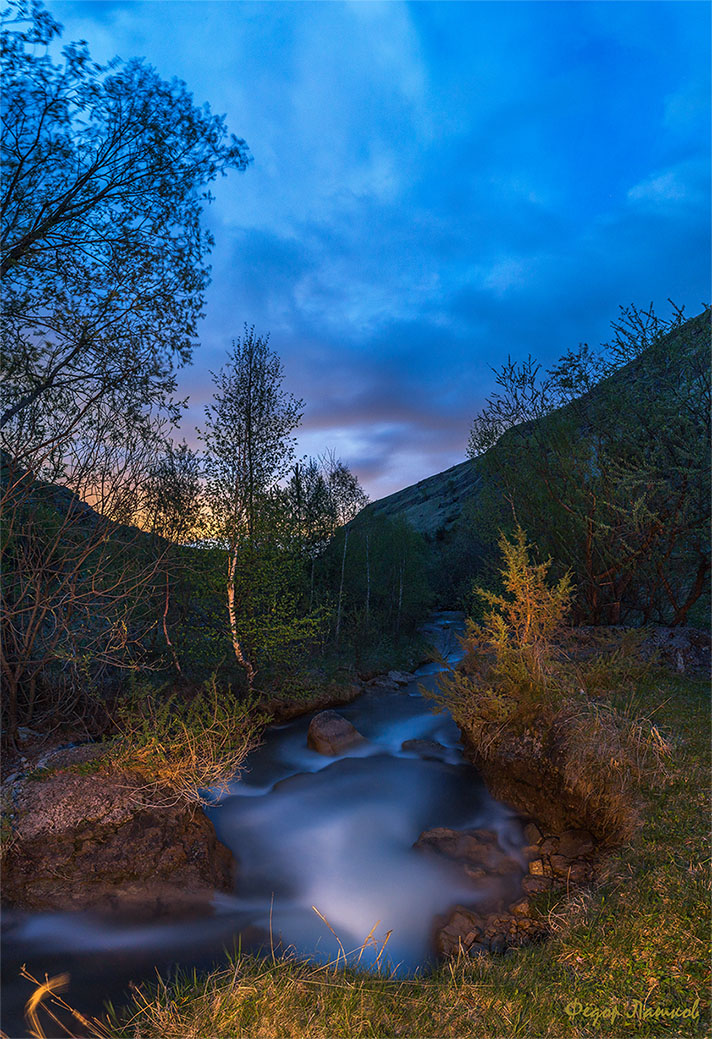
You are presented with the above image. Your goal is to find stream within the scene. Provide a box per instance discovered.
[1,613,525,1032]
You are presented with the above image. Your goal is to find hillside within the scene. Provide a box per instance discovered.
[355,309,710,543]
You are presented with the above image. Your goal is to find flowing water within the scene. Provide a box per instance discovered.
[1,613,524,1032]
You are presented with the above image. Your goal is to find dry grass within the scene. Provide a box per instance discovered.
[109,677,265,805]
[9,668,709,1039]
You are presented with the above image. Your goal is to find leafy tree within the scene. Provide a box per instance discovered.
[0,0,250,735]
[1,0,251,473]
[200,327,305,685]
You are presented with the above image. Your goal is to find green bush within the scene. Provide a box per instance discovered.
[109,677,265,804]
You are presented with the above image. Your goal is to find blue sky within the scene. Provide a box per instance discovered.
[54,0,710,498]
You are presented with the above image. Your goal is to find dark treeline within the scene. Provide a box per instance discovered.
[0,2,431,739]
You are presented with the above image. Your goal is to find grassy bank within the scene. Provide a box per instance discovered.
[81,666,709,1039]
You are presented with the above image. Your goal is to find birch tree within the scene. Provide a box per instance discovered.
[201,328,303,687]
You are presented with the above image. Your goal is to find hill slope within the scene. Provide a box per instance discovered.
[356,309,710,542]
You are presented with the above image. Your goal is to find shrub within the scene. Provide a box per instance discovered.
[432,528,572,737]
[109,677,265,805]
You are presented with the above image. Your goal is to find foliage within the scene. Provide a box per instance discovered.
[200,326,310,685]
[433,528,572,739]
[88,671,708,1039]
[109,677,265,804]
[466,304,711,626]
[1,0,250,475]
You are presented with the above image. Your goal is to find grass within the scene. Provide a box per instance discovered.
[107,677,265,805]
[16,666,698,1038]
[13,659,709,1038]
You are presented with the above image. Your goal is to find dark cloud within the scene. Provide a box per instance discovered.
[56,0,711,497]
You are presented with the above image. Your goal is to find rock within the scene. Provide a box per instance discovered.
[489,934,507,955]
[522,875,552,896]
[307,711,365,755]
[464,865,487,880]
[523,821,542,844]
[558,828,594,858]
[509,899,530,917]
[388,670,414,685]
[414,827,521,874]
[528,858,544,876]
[367,676,399,690]
[16,727,39,743]
[2,769,234,914]
[400,738,448,760]
[549,856,592,884]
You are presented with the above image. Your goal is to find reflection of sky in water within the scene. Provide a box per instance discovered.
[2,616,522,1029]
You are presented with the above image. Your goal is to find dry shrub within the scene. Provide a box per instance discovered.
[550,697,674,845]
[109,677,265,805]
[432,528,675,846]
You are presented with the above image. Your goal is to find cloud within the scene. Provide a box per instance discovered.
[51,1,711,499]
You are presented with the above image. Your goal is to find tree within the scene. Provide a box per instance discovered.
[201,327,304,685]
[320,451,369,641]
[0,0,251,735]
[1,0,251,474]
[467,303,710,625]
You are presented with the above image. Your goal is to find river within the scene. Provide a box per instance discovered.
[1,613,524,1033]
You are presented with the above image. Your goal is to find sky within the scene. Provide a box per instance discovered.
[52,0,710,500]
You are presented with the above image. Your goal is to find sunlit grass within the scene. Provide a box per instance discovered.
[15,670,710,1038]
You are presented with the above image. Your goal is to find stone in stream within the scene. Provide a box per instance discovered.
[400,738,448,761]
[387,670,415,685]
[306,710,365,756]
[414,827,522,875]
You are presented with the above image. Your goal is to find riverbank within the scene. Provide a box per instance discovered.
[5,639,708,1038]
[102,664,709,1038]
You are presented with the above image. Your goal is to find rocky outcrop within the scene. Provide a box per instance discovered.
[2,764,234,914]
[418,821,597,958]
[435,902,547,957]
[307,711,365,756]
[264,682,363,724]
[458,706,637,845]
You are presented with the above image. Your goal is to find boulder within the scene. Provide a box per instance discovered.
[2,768,234,914]
[307,711,365,756]
[400,738,448,760]
[388,670,414,685]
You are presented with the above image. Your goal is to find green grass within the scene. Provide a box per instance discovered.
[91,668,709,1039]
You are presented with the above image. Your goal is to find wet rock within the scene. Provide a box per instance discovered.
[523,821,542,844]
[414,827,522,875]
[306,711,365,755]
[366,676,399,690]
[2,769,234,914]
[388,670,414,685]
[400,738,448,760]
[434,902,547,960]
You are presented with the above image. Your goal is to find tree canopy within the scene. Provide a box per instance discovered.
[1,0,251,472]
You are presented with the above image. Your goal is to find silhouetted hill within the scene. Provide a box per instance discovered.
[355,309,710,544]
